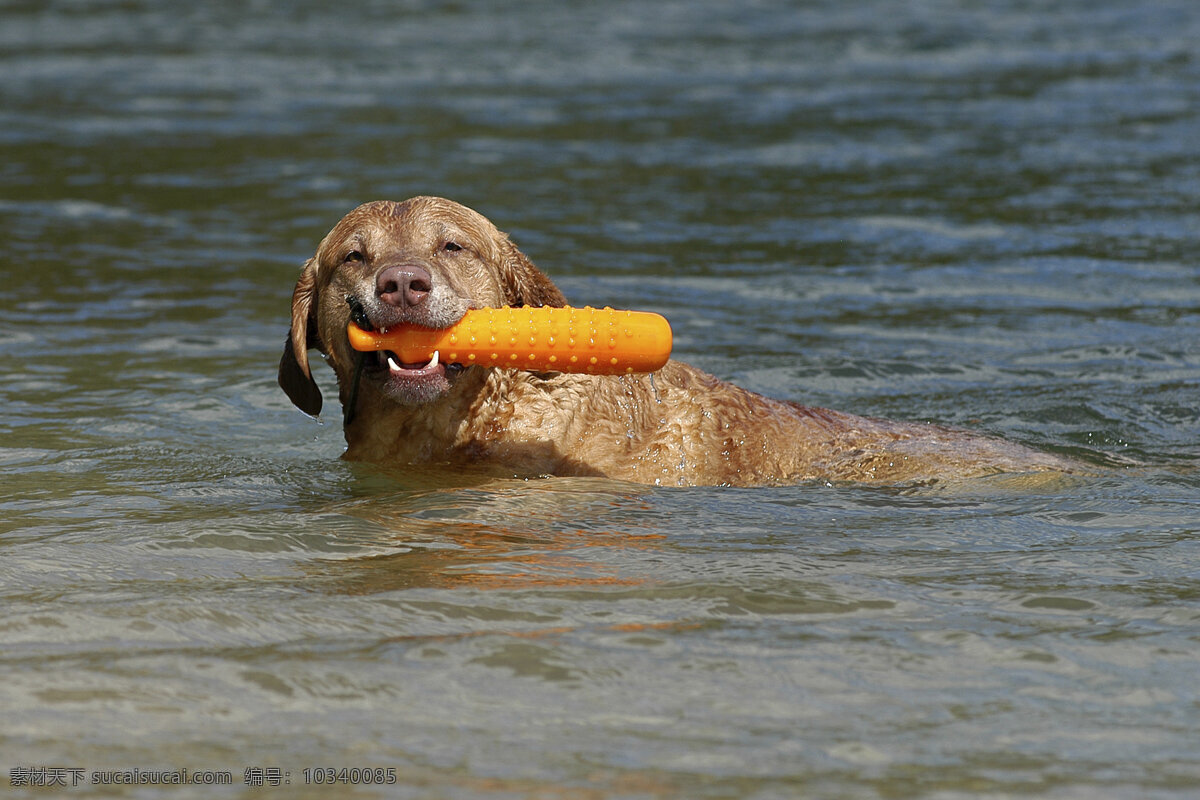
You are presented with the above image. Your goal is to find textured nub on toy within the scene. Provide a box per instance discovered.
[347,306,673,375]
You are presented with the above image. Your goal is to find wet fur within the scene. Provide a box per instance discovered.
[280,197,1072,487]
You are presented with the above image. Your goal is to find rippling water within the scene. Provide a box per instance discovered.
[2,1,1199,797]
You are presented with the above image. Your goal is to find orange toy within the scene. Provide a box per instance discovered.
[347,306,672,375]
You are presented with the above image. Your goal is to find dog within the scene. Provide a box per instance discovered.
[279,196,1074,486]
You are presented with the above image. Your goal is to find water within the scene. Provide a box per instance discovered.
[2,0,1199,797]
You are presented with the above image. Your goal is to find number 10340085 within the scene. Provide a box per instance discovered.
[303,768,397,785]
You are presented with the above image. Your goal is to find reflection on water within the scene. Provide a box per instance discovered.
[326,476,667,593]
[2,0,1199,796]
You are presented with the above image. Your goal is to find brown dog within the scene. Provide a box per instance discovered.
[279,196,1073,486]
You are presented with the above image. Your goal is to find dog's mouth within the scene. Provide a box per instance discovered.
[346,297,468,406]
[366,345,466,381]
[359,335,466,407]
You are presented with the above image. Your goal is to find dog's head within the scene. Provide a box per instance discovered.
[279,196,567,417]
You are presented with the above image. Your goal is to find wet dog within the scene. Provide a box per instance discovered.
[280,196,1072,486]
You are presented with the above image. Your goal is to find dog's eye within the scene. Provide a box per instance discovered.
[343,250,364,264]
[442,241,463,253]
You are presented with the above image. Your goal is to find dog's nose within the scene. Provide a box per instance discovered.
[375,264,432,309]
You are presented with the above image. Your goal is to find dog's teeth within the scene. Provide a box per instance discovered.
[380,326,389,334]
[385,351,438,373]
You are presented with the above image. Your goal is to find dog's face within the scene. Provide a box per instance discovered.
[279,197,566,416]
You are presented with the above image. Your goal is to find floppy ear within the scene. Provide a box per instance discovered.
[277,257,323,417]
[498,237,568,308]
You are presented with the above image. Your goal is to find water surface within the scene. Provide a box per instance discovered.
[2,1,1199,797]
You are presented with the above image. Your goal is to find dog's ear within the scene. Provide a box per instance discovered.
[498,236,568,308]
[278,257,323,417]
